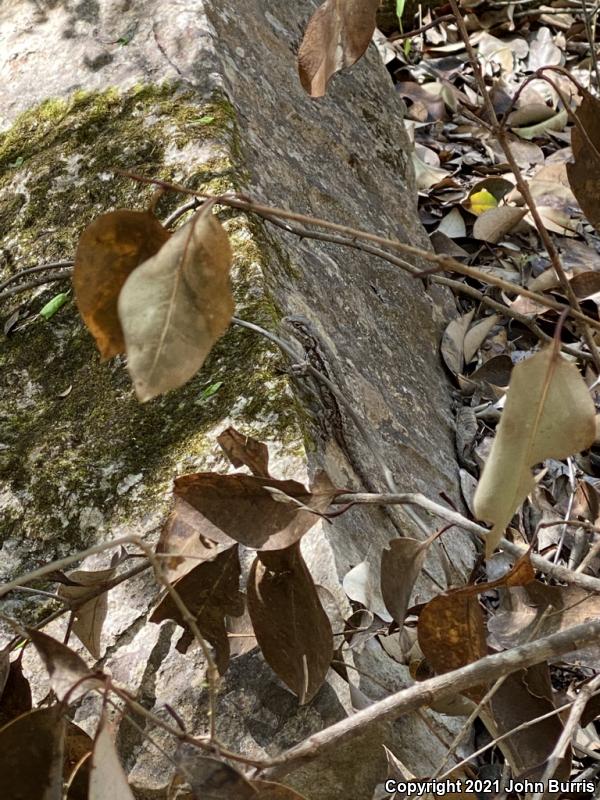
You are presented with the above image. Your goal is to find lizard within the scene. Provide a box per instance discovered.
[282,314,395,496]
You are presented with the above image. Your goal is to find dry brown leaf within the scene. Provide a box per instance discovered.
[380,531,441,628]
[27,628,102,703]
[156,496,236,583]
[252,781,310,799]
[417,591,488,701]
[472,206,527,243]
[441,309,475,376]
[247,542,333,704]
[0,706,65,800]
[488,580,600,668]
[171,471,337,551]
[176,751,257,798]
[463,315,500,364]
[417,553,534,699]
[73,210,170,359]
[298,0,380,97]
[567,90,600,232]
[150,544,244,674]
[482,664,571,782]
[89,714,135,800]
[0,655,31,728]
[57,567,116,659]
[64,721,93,786]
[473,342,596,555]
[118,203,233,402]
[65,752,92,800]
[217,426,270,477]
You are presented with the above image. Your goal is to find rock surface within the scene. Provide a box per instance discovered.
[0,1,475,797]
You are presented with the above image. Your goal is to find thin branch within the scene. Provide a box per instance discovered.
[0,261,74,293]
[533,673,600,799]
[112,170,600,333]
[0,271,72,300]
[260,619,600,780]
[448,0,600,370]
[332,492,600,593]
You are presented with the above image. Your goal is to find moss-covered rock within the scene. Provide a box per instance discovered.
[0,83,303,572]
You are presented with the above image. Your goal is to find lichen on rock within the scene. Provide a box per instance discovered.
[0,82,304,577]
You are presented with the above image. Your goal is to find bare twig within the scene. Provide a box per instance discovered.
[448,0,600,370]
[332,492,600,593]
[260,619,600,780]
[532,673,600,799]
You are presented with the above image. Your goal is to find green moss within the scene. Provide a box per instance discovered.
[0,83,304,568]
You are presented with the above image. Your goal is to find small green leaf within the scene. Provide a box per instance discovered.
[197,381,223,403]
[39,292,70,321]
[396,0,406,23]
[196,115,216,126]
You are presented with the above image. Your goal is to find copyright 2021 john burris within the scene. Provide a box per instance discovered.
[384,778,596,796]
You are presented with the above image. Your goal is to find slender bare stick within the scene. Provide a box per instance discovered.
[112,170,600,333]
[261,619,600,780]
[532,673,600,799]
[448,0,600,370]
[332,492,600,593]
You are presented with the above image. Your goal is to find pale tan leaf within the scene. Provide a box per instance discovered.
[441,309,475,376]
[27,628,102,703]
[472,207,527,244]
[118,203,233,402]
[57,568,115,659]
[473,344,596,555]
[89,715,135,800]
[298,0,380,98]
[463,315,500,364]
[343,559,392,622]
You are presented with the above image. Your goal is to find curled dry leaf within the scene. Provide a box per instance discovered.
[463,314,500,365]
[441,309,475,376]
[217,425,270,477]
[567,90,600,233]
[171,470,337,551]
[0,655,32,728]
[89,714,135,800]
[57,567,116,659]
[247,542,333,704]
[380,530,442,628]
[150,545,244,674]
[417,552,534,700]
[73,210,170,359]
[482,664,571,783]
[473,343,596,555]
[176,750,257,799]
[118,202,234,402]
[0,706,65,800]
[298,0,380,97]
[472,206,527,244]
[27,628,102,703]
